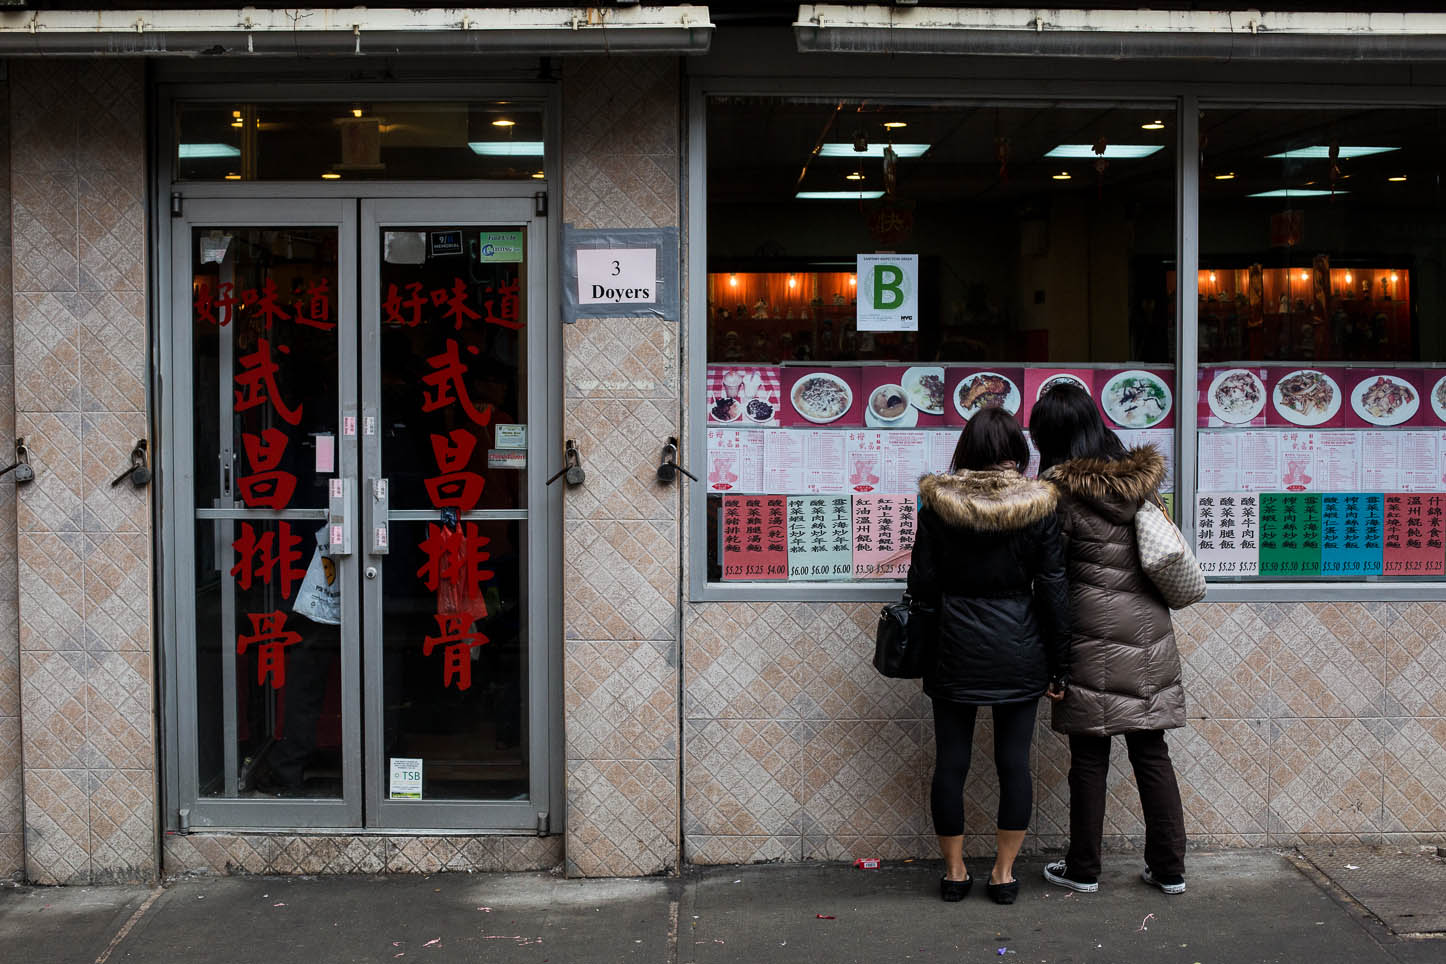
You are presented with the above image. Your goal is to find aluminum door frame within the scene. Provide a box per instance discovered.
[359,197,552,831]
[167,197,363,829]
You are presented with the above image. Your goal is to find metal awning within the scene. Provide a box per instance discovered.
[0,6,712,56]
[795,5,1446,60]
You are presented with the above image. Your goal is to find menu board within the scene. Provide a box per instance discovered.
[853,496,915,580]
[706,429,764,493]
[1320,493,1383,577]
[1117,428,1175,491]
[1196,493,1260,578]
[1383,493,1446,576]
[721,496,789,581]
[786,496,854,581]
[1259,493,1322,577]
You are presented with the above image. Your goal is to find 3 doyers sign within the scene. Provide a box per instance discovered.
[856,254,919,332]
[576,247,657,305]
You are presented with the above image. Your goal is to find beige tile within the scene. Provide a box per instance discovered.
[89,768,154,883]
[562,396,679,522]
[10,62,79,175]
[1172,719,1270,837]
[795,719,928,839]
[564,639,676,760]
[78,289,147,413]
[1175,605,1273,719]
[81,412,151,533]
[78,171,146,292]
[20,650,87,768]
[1381,717,1446,832]
[86,651,154,770]
[75,62,145,175]
[13,290,81,413]
[15,412,84,532]
[564,520,677,641]
[23,767,89,885]
[1269,718,1383,838]
[565,758,676,876]
[83,531,151,652]
[564,318,676,399]
[11,172,78,292]
[18,530,85,650]
[1271,603,1385,718]
[684,718,799,838]
[685,834,799,865]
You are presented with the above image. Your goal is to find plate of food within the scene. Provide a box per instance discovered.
[901,367,946,415]
[1272,369,1341,426]
[1431,374,1446,424]
[1207,368,1266,424]
[954,372,1021,419]
[1351,374,1418,427]
[867,383,917,427]
[1101,370,1173,428]
[710,395,743,422]
[1036,373,1091,401]
[791,372,853,424]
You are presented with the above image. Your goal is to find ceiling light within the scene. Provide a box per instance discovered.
[1266,146,1398,160]
[882,121,907,129]
[1052,171,1072,180]
[1045,144,1164,159]
[845,171,865,181]
[849,275,856,286]
[819,143,929,159]
[468,141,544,156]
[530,170,545,179]
[224,173,241,181]
[1389,175,1408,182]
[492,118,516,128]
[352,107,364,118]
[795,190,887,200]
[231,119,244,128]
[1208,272,1217,282]
[322,173,341,180]
[1246,189,1342,198]
[179,143,242,159]
[1391,272,1400,282]
[788,276,797,289]
[729,274,738,287]
[1215,172,1236,180]
[1141,120,1165,130]
[1300,272,1310,281]
[1345,273,1353,283]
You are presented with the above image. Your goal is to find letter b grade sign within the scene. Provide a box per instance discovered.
[856,254,919,332]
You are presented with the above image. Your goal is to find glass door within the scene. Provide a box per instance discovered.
[171,199,362,827]
[360,198,549,829]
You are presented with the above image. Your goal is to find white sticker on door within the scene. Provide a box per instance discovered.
[389,757,423,800]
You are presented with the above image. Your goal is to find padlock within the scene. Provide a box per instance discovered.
[131,464,152,487]
[565,464,586,486]
[11,462,34,483]
[656,462,676,484]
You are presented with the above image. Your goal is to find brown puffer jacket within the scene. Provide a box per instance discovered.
[1043,446,1185,736]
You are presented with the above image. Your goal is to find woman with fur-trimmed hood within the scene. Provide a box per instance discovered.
[1028,383,1189,899]
[907,407,1070,905]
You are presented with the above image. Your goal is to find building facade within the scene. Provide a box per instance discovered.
[0,5,1444,885]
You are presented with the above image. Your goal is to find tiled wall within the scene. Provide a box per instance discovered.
[560,57,682,877]
[680,600,1446,861]
[0,77,21,882]
[10,61,155,885]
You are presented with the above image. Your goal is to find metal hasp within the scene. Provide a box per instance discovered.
[545,439,585,487]
[656,435,697,484]
[110,439,152,488]
[0,436,35,484]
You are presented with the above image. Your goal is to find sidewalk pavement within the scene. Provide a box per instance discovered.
[2,851,1441,964]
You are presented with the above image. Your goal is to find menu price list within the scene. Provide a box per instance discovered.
[721,494,917,582]
[1196,491,1445,579]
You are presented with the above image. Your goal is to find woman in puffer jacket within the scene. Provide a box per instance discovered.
[907,407,1071,905]
[1028,383,1189,897]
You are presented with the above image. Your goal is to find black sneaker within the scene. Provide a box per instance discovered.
[1043,860,1099,893]
[1141,867,1186,894]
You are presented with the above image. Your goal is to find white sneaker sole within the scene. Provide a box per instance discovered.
[1142,870,1186,894]
[1043,864,1099,893]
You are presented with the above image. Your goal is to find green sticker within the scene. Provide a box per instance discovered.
[1258,493,1322,577]
[479,231,524,262]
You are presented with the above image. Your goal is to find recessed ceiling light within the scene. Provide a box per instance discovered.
[845,171,865,181]
[179,143,242,159]
[795,190,887,200]
[322,173,341,180]
[352,107,364,118]
[1246,189,1342,198]
[1046,144,1164,159]
[1389,175,1408,182]
[531,170,545,179]
[1215,172,1236,180]
[1141,120,1165,130]
[882,121,907,129]
[224,173,241,180]
[468,141,544,156]
[1052,171,1072,180]
[1266,146,1398,159]
[819,143,929,158]
[492,119,516,128]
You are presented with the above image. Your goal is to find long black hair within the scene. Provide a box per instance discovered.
[950,405,1030,473]
[1028,383,1126,475]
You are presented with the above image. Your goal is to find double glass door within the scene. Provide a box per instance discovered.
[169,194,552,830]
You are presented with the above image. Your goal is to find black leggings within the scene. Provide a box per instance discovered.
[930,699,1036,835]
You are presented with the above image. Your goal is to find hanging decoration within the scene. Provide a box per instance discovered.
[1092,136,1110,198]
[882,144,899,199]
[1328,140,1341,199]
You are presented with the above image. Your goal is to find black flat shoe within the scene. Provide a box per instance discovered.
[940,874,973,902]
[987,879,1019,905]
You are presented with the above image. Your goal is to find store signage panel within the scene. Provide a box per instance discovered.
[856,254,919,332]
[576,247,657,305]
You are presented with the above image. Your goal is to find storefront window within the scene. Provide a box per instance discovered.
[703,97,1177,585]
[1195,107,1446,581]
[176,101,545,181]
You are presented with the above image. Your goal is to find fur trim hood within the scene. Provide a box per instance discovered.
[1043,445,1165,523]
[918,470,1058,532]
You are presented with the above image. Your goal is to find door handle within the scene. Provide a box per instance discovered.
[367,477,390,556]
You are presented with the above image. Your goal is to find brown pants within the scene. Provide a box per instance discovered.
[1065,729,1187,879]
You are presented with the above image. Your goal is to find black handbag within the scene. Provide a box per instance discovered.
[873,593,935,679]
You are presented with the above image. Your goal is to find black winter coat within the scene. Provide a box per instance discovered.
[907,469,1072,705]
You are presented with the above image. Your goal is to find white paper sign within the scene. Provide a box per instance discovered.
[389,757,423,800]
[856,254,919,331]
[927,431,957,474]
[495,424,527,450]
[883,431,929,493]
[763,430,806,492]
[576,248,657,305]
[707,429,765,493]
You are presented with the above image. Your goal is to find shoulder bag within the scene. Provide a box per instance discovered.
[873,593,936,679]
[1135,495,1207,610]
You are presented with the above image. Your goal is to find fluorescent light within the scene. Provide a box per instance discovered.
[1141,120,1165,130]
[883,121,907,129]
[818,143,929,158]
[1051,171,1072,180]
[845,171,865,181]
[1389,175,1408,182]
[1265,146,1398,159]
[492,119,516,127]
[467,141,544,156]
[795,190,886,200]
[178,143,241,159]
[1246,189,1343,198]
[1045,144,1164,159]
[1214,172,1236,180]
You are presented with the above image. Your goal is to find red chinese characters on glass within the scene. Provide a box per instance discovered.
[238,428,298,510]
[230,521,306,598]
[194,281,239,327]
[243,278,292,328]
[236,611,303,689]
[383,281,430,328]
[422,613,490,691]
[381,276,522,332]
[300,277,335,331]
[234,337,303,426]
[423,430,485,511]
[420,339,493,428]
[432,278,482,330]
[479,277,523,331]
